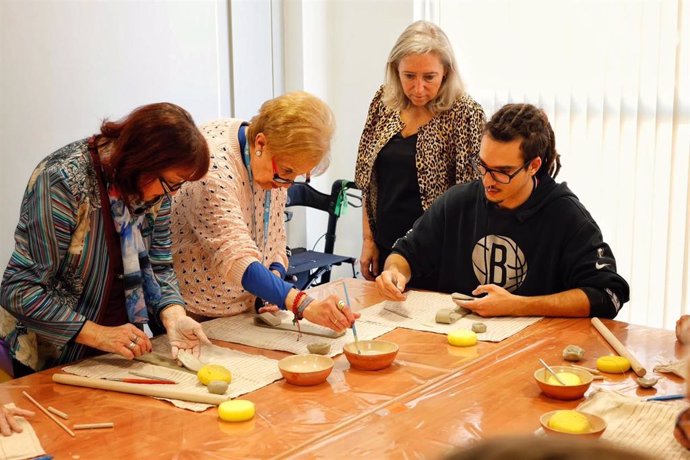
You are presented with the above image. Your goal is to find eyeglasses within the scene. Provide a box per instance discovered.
[159,177,186,197]
[272,158,310,185]
[471,158,531,185]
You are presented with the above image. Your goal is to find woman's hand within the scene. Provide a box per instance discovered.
[0,404,35,436]
[302,294,360,332]
[360,239,380,281]
[161,305,212,359]
[76,321,152,359]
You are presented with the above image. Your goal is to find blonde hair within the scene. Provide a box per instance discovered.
[383,20,465,114]
[246,92,335,174]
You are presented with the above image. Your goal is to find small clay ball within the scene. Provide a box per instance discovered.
[307,342,331,355]
[208,380,229,395]
[472,322,487,333]
[562,345,585,362]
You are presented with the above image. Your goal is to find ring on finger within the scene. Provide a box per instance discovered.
[127,341,137,350]
[337,300,346,311]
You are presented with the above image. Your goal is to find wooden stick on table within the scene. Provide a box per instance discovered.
[47,406,69,420]
[52,373,228,405]
[591,317,647,377]
[22,391,76,437]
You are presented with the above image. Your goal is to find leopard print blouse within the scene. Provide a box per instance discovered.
[355,86,486,235]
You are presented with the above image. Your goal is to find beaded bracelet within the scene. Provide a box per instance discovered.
[291,291,307,317]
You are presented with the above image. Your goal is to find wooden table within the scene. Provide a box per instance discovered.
[1,279,685,459]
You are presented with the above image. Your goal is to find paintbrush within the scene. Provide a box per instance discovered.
[342,282,361,355]
[539,358,566,385]
[102,377,176,385]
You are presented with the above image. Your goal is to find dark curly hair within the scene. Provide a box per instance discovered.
[485,103,561,178]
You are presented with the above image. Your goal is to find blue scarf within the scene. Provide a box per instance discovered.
[107,184,162,324]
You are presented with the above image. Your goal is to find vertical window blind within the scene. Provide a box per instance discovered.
[431,0,689,328]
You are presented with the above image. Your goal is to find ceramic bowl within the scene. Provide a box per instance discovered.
[540,410,607,439]
[534,366,593,400]
[278,354,334,386]
[343,340,399,371]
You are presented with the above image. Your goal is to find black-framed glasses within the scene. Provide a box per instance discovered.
[159,177,186,197]
[471,157,531,184]
[272,158,310,185]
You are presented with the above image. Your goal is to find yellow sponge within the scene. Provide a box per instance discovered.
[447,329,478,347]
[596,355,631,373]
[548,410,591,433]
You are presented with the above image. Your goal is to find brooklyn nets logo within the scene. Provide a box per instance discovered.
[472,235,527,291]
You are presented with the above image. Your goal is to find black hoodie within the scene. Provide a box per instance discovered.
[393,175,630,319]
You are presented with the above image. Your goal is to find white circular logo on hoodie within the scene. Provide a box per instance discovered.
[472,235,527,291]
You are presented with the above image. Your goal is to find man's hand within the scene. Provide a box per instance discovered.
[375,268,408,301]
[460,284,519,317]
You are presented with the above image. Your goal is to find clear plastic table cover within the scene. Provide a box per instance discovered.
[0,280,684,459]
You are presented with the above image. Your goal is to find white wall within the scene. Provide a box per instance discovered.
[282,0,415,278]
[0,0,231,268]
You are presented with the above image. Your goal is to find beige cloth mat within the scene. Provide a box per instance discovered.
[576,390,689,459]
[0,403,46,460]
[654,358,688,379]
[203,311,395,356]
[63,336,281,412]
[360,291,543,342]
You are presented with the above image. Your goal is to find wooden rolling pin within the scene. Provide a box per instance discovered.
[591,317,647,377]
[52,374,228,405]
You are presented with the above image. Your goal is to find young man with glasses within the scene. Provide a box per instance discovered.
[376,103,629,319]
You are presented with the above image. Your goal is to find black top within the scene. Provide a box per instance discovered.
[392,176,630,319]
[374,133,423,251]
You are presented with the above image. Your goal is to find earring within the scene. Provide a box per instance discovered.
[256,150,262,157]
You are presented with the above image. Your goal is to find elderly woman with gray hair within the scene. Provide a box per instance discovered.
[355,20,485,286]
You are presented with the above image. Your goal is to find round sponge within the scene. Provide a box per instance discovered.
[448,329,478,347]
[596,355,631,373]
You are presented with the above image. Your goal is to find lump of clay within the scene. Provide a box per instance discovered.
[636,376,659,389]
[562,345,585,362]
[208,379,229,395]
[471,322,487,333]
[307,342,331,355]
[436,308,461,324]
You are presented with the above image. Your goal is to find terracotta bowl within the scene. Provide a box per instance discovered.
[343,340,399,371]
[534,366,593,400]
[540,410,607,439]
[278,354,334,386]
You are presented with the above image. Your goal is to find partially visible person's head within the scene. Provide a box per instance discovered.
[99,102,210,206]
[445,436,653,460]
[485,103,561,179]
[246,91,335,190]
[383,20,464,114]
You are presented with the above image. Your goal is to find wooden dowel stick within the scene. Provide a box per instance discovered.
[22,391,76,437]
[74,422,114,430]
[52,373,228,405]
[47,406,69,420]
[591,317,647,377]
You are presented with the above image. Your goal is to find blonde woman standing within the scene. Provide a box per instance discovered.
[355,21,485,285]
[172,92,358,331]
